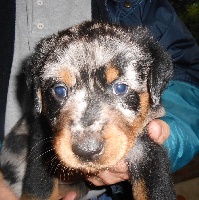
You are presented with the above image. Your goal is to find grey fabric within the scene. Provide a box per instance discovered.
[5,0,91,134]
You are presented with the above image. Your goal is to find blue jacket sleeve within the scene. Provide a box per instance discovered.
[144,0,199,171]
[144,0,199,85]
[162,81,199,172]
[107,0,199,171]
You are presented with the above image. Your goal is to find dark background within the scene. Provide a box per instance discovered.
[170,0,199,44]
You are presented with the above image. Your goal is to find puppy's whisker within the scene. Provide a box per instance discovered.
[46,155,57,167]
[47,155,60,175]
[29,147,55,162]
[29,137,54,156]
[52,107,61,116]
[59,162,66,181]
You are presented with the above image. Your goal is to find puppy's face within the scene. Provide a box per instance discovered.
[28,22,172,173]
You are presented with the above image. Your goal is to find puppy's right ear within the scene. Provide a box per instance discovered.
[24,34,58,115]
[147,41,173,109]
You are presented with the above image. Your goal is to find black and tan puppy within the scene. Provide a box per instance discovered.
[0,21,176,199]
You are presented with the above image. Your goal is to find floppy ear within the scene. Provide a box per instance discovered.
[24,34,59,114]
[147,40,173,108]
[129,26,173,109]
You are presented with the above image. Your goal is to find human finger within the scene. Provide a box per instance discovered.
[62,191,77,200]
[148,119,170,145]
[87,160,129,186]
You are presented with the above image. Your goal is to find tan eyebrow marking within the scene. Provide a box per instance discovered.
[59,68,76,87]
[105,64,120,83]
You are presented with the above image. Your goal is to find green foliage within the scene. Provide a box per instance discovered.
[170,0,199,44]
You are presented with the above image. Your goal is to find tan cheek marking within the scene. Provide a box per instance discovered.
[59,68,76,87]
[126,92,150,151]
[49,179,60,200]
[105,64,120,83]
[99,124,128,166]
[97,93,149,167]
[133,179,148,200]
[52,107,89,171]
[54,129,79,169]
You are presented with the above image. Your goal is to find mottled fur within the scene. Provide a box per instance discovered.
[1,21,176,199]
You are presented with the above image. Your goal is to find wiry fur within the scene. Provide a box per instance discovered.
[1,21,176,199]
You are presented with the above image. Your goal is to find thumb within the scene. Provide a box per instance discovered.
[148,119,170,145]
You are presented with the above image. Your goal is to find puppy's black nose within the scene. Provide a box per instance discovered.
[72,139,103,161]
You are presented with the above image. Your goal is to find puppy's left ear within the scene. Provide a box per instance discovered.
[131,27,173,109]
[148,41,173,108]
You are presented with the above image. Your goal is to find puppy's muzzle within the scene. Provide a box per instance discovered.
[72,138,104,161]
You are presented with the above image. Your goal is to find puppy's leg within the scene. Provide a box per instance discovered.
[0,116,29,198]
[127,133,176,200]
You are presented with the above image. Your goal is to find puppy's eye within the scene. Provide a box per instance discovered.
[54,85,68,98]
[113,83,128,95]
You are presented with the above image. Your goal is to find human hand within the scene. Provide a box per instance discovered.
[87,160,129,186]
[87,119,170,186]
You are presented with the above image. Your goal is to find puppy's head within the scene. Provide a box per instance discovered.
[26,21,173,173]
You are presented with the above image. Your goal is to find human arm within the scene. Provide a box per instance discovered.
[162,81,199,172]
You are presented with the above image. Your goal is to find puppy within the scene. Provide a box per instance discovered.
[0,21,176,199]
